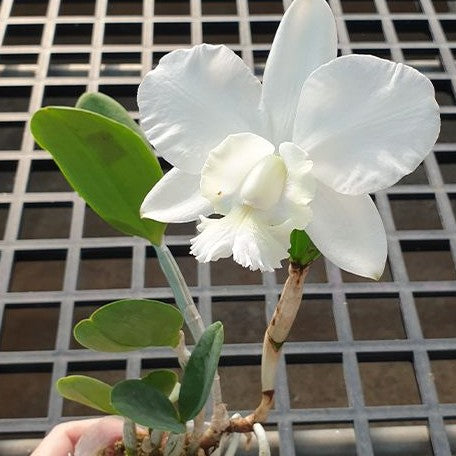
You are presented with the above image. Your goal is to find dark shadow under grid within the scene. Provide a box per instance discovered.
[0,364,53,419]
[0,161,18,193]
[0,122,25,150]
[11,0,49,16]
[9,250,67,292]
[58,0,96,16]
[0,303,60,351]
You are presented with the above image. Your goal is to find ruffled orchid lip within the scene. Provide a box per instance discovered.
[190,207,298,272]
[188,133,315,271]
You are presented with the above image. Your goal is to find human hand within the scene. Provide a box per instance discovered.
[31,417,123,456]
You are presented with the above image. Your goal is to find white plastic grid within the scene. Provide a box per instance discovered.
[0,0,456,455]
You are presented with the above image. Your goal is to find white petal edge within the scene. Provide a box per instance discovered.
[261,0,337,144]
[200,133,275,214]
[305,183,387,280]
[294,54,441,195]
[190,207,293,272]
[140,168,213,223]
[138,44,268,175]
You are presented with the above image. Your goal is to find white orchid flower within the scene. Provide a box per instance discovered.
[139,0,440,278]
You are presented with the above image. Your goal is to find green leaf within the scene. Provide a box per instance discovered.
[30,107,165,245]
[112,379,185,434]
[288,229,321,267]
[142,369,178,397]
[56,375,117,414]
[74,299,184,352]
[178,322,224,422]
[74,321,134,352]
[76,92,147,142]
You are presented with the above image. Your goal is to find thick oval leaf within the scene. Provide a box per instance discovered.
[178,322,224,422]
[288,229,321,267]
[74,320,136,352]
[76,92,147,141]
[30,107,165,245]
[57,375,117,414]
[112,380,185,434]
[74,299,184,352]
[142,369,178,397]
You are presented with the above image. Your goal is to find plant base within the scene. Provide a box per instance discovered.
[97,433,156,456]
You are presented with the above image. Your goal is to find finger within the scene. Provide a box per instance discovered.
[31,418,103,456]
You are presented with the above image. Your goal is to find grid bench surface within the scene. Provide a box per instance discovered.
[0,0,456,455]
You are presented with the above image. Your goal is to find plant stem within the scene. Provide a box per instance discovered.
[123,418,137,456]
[164,433,186,456]
[210,434,228,456]
[154,243,228,427]
[150,429,164,448]
[256,262,309,418]
[223,414,241,456]
[154,243,205,342]
[199,263,309,453]
[189,410,206,452]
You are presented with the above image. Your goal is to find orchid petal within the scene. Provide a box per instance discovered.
[141,168,213,223]
[261,0,337,144]
[200,133,275,214]
[294,55,440,195]
[138,44,267,174]
[190,207,293,272]
[306,183,387,280]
